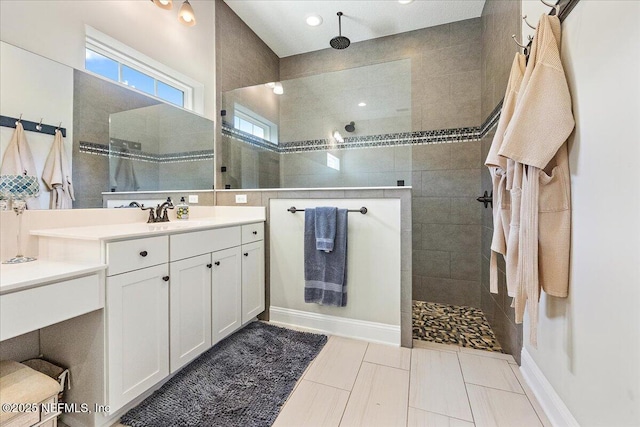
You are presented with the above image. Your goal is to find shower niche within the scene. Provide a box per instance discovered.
[220,59,412,189]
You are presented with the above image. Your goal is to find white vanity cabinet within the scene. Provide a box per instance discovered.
[169,254,212,373]
[241,224,265,324]
[105,236,170,412]
[211,246,242,344]
[31,213,266,422]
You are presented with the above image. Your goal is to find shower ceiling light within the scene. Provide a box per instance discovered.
[273,82,284,95]
[151,0,173,10]
[398,0,414,4]
[358,102,367,107]
[178,0,196,27]
[306,14,323,27]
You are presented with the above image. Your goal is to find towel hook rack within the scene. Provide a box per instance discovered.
[15,114,23,126]
[287,206,368,215]
[35,118,43,132]
[511,34,533,51]
[540,0,560,15]
[522,15,537,30]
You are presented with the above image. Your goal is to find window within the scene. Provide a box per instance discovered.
[327,153,341,171]
[84,26,202,112]
[233,104,278,144]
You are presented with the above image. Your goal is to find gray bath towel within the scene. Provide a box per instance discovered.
[315,206,337,252]
[304,208,348,307]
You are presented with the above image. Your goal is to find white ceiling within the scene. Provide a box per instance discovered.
[223,0,486,58]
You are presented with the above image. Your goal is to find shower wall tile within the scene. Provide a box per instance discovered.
[450,251,481,282]
[413,250,450,278]
[421,169,481,198]
[450,198,482,225]
[450,142,482,169]
[422,224,481,253]
[414,277,481,308]
[412,197,450,224]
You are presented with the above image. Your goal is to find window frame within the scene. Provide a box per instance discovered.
[233,103,279,145]
[85,26,204,114]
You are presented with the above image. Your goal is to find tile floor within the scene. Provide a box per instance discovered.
[413,301,503,352]
[273,335,551,427]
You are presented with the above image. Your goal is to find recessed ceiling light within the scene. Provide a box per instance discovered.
[398,0,414,4]
[358,102,367,107]
[306,14,323,27]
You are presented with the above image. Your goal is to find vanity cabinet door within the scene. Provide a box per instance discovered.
[169,254,212,373]
[211,247,242,345]
[106,264,169,412]
[241,240,265,324]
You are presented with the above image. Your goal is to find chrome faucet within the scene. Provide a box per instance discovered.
[155,197,175,223]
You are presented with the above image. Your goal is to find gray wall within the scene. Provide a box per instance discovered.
[281,19,483,310]
[215,0,280,189]
[479,0,523,362]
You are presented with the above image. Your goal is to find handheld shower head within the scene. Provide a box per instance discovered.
[330,12,350,50]
[345,121,356,132]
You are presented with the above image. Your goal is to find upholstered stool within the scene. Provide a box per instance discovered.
[0,360,60,427]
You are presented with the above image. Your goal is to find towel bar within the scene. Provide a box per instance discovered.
[287,206,368,214]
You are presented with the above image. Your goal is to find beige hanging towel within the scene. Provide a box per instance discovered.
[0,122,39,209]
[485,53,526,296]
[499,14,574,345]
[42,129,75,209]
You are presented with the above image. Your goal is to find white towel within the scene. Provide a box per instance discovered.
[0,122,39,209]
[42,129,74,209]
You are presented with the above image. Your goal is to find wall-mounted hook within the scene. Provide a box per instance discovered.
[15,113,23,126]
[540,0,560,15]
[35,118,43,131]
[512,34,528,49]
[522,15,537,30]
[56,122,62,131]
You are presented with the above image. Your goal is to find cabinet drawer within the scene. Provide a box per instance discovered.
[0,274,103,341]
[241,222,264,244]
[107,236,168,276]
[170,227,241,262]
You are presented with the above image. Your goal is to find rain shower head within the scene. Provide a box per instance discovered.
[345,121,356,132]
[330,12,350,50]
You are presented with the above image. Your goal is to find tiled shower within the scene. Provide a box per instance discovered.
[215,0,523,358]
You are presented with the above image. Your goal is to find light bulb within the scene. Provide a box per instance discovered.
[358,102,367,107]
[151,0,173,10]
[178,0,196,27]
[306,15,323,27]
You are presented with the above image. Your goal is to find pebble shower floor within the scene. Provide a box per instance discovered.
[412,300,503,352]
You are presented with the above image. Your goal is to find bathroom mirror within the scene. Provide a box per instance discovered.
[0,41,215,210]
[220,59,412,189]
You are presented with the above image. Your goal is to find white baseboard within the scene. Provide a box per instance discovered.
[269,306,400,346]
[520,349,580,427]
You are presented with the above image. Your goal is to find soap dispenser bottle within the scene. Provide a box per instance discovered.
[176,197,189,220]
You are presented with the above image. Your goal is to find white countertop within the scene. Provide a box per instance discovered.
[0,260,106,295]
[30,217,265,241]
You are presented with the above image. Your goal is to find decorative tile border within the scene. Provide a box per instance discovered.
[222,102,503,154]
[78,141,214,163]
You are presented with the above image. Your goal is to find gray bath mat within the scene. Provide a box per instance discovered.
[120,322,327,427]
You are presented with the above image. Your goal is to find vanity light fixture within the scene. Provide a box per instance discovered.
[306,14,323,27]
[265,82,283,95]
[150,0,195,27]
[178,0,196,27]
[151,0,173,10]
[398,0,414,4]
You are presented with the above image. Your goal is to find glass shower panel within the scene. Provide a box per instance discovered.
[221,58,412,189]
